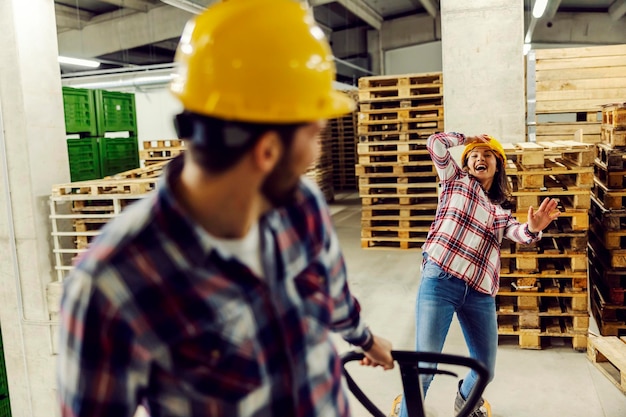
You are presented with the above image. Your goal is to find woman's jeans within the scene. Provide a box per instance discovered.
[398,256,497,417]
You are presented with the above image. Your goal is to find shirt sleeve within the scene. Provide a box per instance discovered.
[303,181,371,347]
[57,270,146,417]
[504,213,543,244]
[427,132,466,183]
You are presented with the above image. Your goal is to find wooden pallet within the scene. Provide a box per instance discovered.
[358,72,443,89]
[358,97,444,112]
[535,122,601,144]
[500,252,588,273]
[361,194,439,207]
[357,120,443,135]
[497,323,587,351]
[358,132,431,143]
[52,178,158,198]
[356,162,437,176]
[509,233,588,255]
[593,179,626,209]
[602,102,626,128]
[510,162,594,190]
[502,141,595,168]
[601,126,626,147]
[596,143,626,170]
[106,160,169,179]
[358,104,443,123]
[500,269,588,292]
[594,160,626,189]
[358,150,433,165]
[511,188,591,211]
[587,335,626,393]
[360,236,426,250]
[591,284,626,322]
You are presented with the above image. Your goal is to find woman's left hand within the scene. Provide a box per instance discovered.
[527,197,561,233]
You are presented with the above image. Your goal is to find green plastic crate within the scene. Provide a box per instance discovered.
[99,137,139,177]
[62,87,98,136]
[67,137,102,182]
[94,90,138,134]
[0,328,10,417]
[0,397,10,417]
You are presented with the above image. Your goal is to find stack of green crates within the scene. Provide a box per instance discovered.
[0,332,11,417]
[63,87,140,182]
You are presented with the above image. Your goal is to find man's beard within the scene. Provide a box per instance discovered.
[261,155,300,208]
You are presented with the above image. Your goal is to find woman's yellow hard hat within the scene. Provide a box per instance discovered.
[170,0,355,124]
[461,135,507,163]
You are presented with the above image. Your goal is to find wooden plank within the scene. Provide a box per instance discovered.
[536,55,626,71]
[536,88,626,102]
[537,98,614,113]
[535,122,600,136]
[535,66,626,82]
[537,77,626,92]
[587,336,626,394]
[535,44,626,60]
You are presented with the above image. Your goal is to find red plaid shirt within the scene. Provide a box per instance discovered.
[422,132,540,296]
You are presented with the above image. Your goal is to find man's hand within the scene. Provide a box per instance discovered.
[360,335,394,370]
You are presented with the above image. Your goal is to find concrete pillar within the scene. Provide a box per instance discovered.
[441,0,525,142]
[0,1,69,416]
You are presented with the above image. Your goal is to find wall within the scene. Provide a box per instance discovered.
[385,41,443,75]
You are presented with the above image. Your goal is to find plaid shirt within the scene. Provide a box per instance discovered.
[57,156,371,417]
[422,132,540,296]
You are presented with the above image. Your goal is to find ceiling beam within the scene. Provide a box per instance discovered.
[609,0,626,21]
[411,0,438,18]
[55,4,95,30]
[308,0,335,6]
[544,0,561,21]
[57,6,192,58]
[336,0,382,30]
[97,0,153,12]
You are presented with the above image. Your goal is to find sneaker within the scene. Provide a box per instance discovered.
[389,394,402,417]
[454,381,492,417]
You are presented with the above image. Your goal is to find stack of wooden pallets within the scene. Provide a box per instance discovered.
[356,72,444,249]
[330,91,358,192]
[306,123,335,202]
[532,44,626,145]
[497,140,595,350]
[49,177,157,280]
[589,103,626,337]
[140,139,186,166]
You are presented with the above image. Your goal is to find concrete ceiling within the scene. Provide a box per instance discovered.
[54,0,626,80]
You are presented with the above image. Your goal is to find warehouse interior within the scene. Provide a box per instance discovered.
[0,0,626,416]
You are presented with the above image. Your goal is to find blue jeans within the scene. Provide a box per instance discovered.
[398,256,497,417]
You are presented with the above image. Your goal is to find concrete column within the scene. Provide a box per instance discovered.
[441,0,525,142]
[0,1,69,416]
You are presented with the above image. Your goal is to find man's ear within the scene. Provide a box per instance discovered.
[252,131,282,173]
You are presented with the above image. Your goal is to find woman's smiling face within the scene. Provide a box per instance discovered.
[465,146,499,188]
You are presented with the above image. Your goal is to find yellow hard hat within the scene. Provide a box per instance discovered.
[169,0,355,124]
[461,135,506,163]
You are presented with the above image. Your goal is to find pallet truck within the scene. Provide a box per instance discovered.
[341,350,490,417]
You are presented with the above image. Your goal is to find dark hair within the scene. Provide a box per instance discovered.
[174,112,301,174]
[463,155,512,205]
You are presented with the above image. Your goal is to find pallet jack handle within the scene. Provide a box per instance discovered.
[341,350,490,417]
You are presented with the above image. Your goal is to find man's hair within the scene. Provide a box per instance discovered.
[174,112,302,174]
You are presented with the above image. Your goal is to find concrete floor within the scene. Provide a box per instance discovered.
[329,193,626,417]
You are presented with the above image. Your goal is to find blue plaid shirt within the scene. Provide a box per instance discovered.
[57,156,372,417]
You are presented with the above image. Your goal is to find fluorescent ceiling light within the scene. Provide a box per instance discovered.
[532,0,549,19]
[160,0,205,14]
[69,74,175,89]
[58,56,101,68]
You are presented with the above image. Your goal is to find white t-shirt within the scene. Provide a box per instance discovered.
[202,222,264,278]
